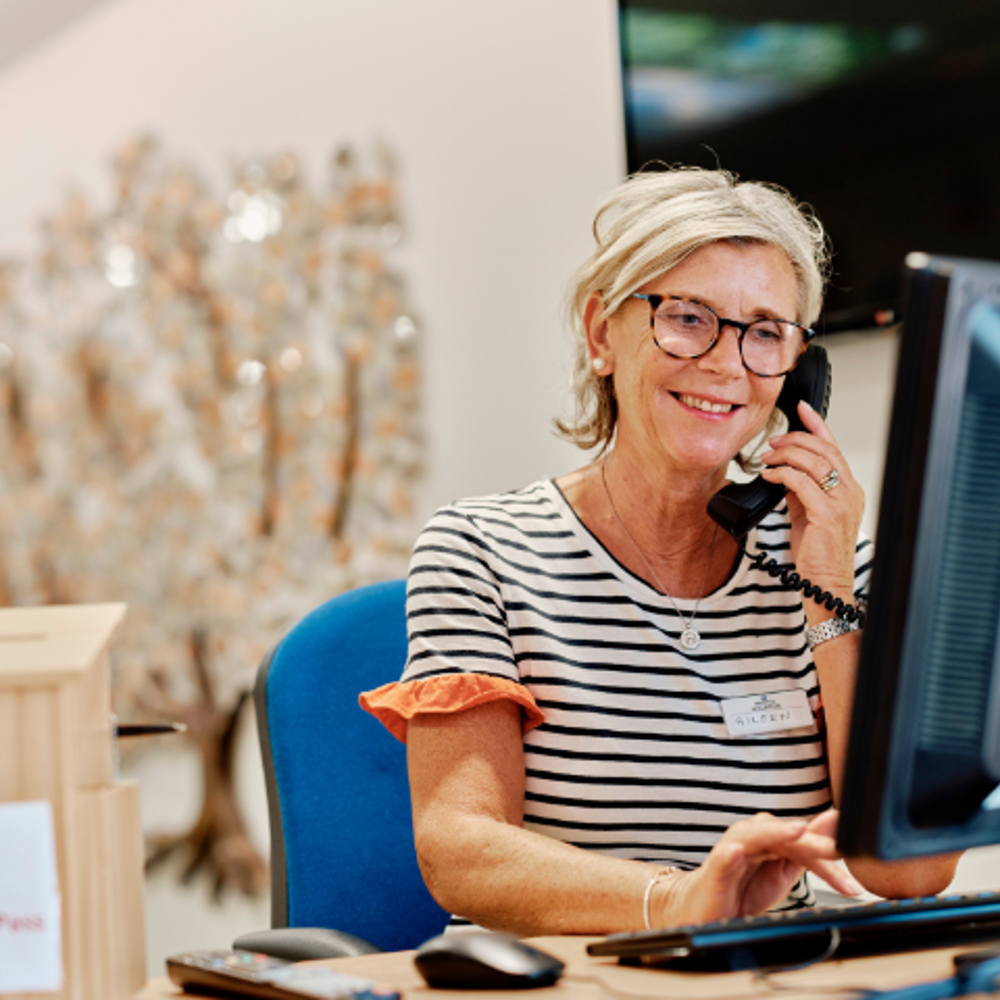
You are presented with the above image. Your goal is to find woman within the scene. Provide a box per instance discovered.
[361,168,958,935]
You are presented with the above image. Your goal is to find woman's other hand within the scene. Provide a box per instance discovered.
[655,809,863,926]
[759,400,865,606]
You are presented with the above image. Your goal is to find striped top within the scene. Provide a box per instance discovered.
[390,478,872,903]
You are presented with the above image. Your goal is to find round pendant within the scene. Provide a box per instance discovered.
[680,628,701,650]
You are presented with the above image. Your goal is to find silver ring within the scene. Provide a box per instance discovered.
[818,468,840,492]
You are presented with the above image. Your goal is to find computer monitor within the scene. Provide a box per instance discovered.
[838,252,1000,860]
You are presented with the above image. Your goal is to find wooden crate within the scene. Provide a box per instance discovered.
[0,604,146,1000]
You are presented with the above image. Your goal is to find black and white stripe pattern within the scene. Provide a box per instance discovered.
[405,479,872,905]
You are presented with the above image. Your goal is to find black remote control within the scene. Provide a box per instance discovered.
[166,949,401,1000]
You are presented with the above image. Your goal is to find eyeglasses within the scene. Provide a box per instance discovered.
[632,294,815,378]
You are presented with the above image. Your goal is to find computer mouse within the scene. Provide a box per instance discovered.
[414,931,565,989]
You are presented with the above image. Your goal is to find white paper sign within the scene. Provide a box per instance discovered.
[0,800,62,994]
[720,689,815,738]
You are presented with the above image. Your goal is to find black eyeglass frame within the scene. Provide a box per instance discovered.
[632,293,816,378]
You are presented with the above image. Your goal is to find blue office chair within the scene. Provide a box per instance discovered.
[235,579,449,960]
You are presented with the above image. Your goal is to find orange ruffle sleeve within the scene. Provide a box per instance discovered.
[359,673,545,743]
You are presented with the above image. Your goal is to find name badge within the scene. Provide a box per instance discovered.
[720,689,814,738]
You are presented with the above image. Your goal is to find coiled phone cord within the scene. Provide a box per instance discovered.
[739,544,867,627]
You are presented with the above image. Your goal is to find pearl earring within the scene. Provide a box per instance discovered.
[592,358,606,371]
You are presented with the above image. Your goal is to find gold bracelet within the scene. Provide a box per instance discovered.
[642,867,681,930]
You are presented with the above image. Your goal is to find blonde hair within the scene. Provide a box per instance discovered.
[556,167,831,458]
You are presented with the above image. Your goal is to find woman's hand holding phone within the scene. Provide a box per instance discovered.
[759,400,865,606]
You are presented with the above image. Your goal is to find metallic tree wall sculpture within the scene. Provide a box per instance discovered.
[0,136,423,896]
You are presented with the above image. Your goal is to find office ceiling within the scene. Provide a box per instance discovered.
[0,0,109,75]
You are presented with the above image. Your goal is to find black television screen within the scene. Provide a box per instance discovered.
[838,252,1000,860]
[618,1,1000,327]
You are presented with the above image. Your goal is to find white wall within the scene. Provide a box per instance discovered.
[2,0,998,977]
[0,0,625,522]
[823,330,899,540]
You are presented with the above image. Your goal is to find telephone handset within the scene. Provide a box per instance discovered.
[707,344,832,540]
[706,344,863,625]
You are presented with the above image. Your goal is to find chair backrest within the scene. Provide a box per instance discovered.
[255,579,449,952]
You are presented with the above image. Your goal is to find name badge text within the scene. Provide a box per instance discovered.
[720,689,815,738]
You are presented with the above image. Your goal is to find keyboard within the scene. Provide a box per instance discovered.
[587,890,1000,971]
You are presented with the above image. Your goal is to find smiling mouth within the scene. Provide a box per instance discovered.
[674,393,741,414]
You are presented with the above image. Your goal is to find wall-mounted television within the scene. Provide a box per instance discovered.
[618,0,1000,329]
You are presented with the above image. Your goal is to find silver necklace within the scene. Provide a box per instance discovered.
[601,457,719,650]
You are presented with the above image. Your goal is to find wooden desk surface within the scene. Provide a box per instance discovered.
[133,935,991,999]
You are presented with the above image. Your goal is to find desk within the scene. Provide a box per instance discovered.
[133,936,985,999]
